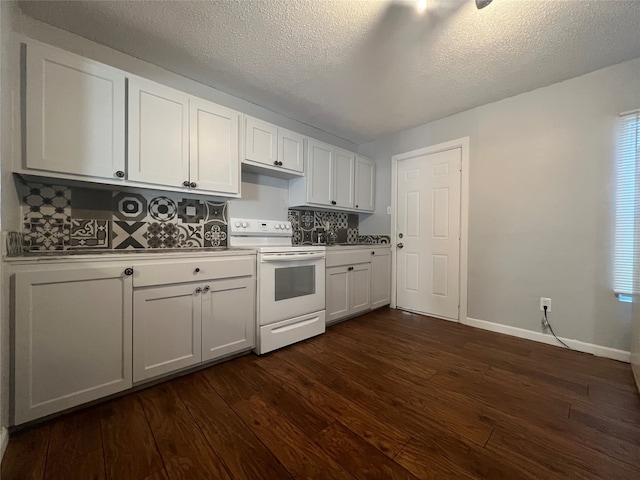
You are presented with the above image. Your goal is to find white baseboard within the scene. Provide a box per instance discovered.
[465,317,631,363]
[0,427,8,463]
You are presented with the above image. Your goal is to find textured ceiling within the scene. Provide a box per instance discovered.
[17,0,640,144]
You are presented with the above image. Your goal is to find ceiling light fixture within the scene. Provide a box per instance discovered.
[416,0,427,14]
[476,0,493,9]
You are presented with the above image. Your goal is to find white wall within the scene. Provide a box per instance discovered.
[359,58,640,353]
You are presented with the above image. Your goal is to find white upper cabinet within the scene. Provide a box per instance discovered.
[355,155,375,212]
[306,139,334,205]
[334,148,355,209]
[290,139,364,211]
[24,43,126,180]
[278,128,304,173]
[243,116,304,177]
[128,76,190,188]
[190,98,240,195]
[245,116,277,165]
[128,76,240,196]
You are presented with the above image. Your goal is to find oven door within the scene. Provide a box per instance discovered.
[259,252,326,325]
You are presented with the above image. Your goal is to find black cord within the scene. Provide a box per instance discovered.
[544,306,571,349]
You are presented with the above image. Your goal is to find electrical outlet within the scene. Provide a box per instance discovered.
[540,297,551,312]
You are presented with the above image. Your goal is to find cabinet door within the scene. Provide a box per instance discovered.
[25,43,126,180]
[128,77,190,188]
[350,263,372,315]
[371,249,391,309]
[307,139,334,205]
[133,283,202,382]
[202,276,255,361]
[326,266,350,324]
[334,148,356,209]
[245,116,277,166]
[278,128,304,173]
[190,98,240,195]
[14,264,132,424]
[355,156,375,212]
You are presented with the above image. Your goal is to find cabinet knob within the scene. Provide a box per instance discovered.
[183,180,190,187]
[123,267,133,276]
[273,161,279,166]
[331,200,337,205]
[348,266,354,271]
[115,170,125,178]
[195,287,202,294]
[355,205,359,208]
[194,268,200,273]
[203,285,210,293]
[371,251,375,255]
[190,182,197,188]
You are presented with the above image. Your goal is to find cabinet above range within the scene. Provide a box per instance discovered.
[17,40,241,198]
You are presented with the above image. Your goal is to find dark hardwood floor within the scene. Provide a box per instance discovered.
[3,307,640,479]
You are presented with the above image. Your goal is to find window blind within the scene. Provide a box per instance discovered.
[614,110,640,295]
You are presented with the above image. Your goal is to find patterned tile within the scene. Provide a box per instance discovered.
[144,222,180,248]
[148,196,177,223]
[300,210,314,229]
[72,188,112,220]
[203,222,228,247]
[70,219,111,249]
[113,192,147,222]
[204,201,228,225]
[24,217,70,251]
[347,228,359,243]
[5,231,26,256]
[301,229,313,245]
[177,224,204,248]
[177,199,205,224]
[112,221,146,249]
[288,210,300,231]
[23,183,71,221]
[358,235,391,244]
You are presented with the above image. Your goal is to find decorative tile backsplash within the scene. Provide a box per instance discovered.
[17,181,229,252]
[288,209,389,245]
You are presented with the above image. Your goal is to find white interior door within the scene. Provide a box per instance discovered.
[396,148,461,320]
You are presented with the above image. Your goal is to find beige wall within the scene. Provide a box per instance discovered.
[359,58,640,352]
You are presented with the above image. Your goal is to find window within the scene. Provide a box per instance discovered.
[614,110,640,296]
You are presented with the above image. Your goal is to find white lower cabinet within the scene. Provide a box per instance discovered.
[326,261,371,325]
[132,256,255,383]
[133,283,202,382]
[325,246,390,325]
[11,254,255,425]
[371,248,392,309]
[202,276,255,361]
[13,262,133,425]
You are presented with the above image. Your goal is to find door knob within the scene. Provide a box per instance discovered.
[399,233,404,238]
[397,243,404,249]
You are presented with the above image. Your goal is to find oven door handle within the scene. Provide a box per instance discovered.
[261,253,325,262]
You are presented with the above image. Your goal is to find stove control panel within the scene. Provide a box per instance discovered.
[229,218,292,237]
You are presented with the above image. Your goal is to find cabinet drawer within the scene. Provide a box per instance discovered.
[326,249,371,267]
[133,256,255,287]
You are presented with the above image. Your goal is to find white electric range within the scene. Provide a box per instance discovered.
[229,218,326,354]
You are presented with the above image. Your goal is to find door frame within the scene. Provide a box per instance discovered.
[390,137,470,324]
